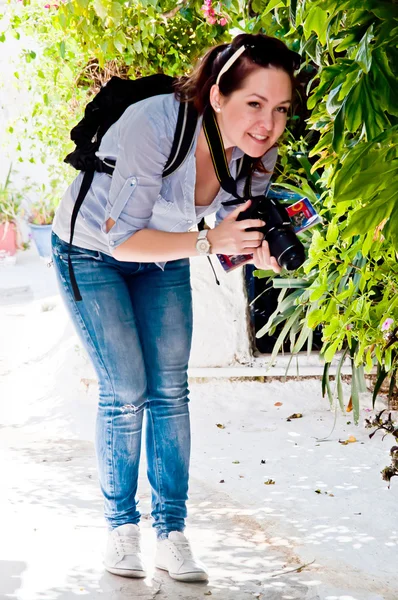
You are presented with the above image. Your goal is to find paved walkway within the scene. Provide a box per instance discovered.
[1,249,397,599]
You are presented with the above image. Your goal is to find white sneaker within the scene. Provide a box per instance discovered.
[155,531,208,582]
[104,523,146,578]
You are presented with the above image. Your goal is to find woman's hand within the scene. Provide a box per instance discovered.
[249,239,282,273]
[207,200,265,255]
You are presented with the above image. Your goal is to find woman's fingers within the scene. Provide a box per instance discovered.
[252,241,282,273]
[237,219,265,230]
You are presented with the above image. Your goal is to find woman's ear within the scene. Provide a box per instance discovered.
[209,84,222,112]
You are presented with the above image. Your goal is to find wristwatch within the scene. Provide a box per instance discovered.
[196,229,212,256]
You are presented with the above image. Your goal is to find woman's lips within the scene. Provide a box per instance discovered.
[248,133,269,144]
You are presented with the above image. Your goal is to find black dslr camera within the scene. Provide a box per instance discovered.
[237,196,306,271]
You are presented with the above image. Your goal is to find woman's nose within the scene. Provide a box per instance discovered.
[261,112,274,134]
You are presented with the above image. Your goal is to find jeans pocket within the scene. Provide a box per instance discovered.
[52,235,102,263]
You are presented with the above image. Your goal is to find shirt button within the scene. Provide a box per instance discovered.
[187,220,193,224]
[130,177,137,185]
[110,240,115,246]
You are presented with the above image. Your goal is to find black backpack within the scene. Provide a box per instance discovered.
[63,73,253,300]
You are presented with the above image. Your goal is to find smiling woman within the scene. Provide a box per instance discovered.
[51,32,300,581]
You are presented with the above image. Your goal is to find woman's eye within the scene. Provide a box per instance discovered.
[248,101,260,108]
[276,106,288,113]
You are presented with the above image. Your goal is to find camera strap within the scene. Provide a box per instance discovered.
[202,105,253,207]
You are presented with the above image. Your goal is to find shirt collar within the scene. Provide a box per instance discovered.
[232,146,245,160]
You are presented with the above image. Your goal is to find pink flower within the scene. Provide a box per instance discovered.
[207,15,217,24]
[346,324,354,330]
[219,17,228,26]
[381,318,394,331]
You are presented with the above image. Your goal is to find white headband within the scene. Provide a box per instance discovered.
[216,45,246,86]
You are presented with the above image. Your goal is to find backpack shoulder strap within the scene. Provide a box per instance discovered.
[163,101,198,178]
[68,170,95,302]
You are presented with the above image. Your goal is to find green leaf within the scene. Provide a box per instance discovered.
[324,339,340,363]
[326,83,343,115]
[59,40,65,59]
[342,201,392,239]
[252,0,283,15]
[322,362,334,407]
[372,364,387,407]
[355,24,374,73]
[336,347,349,412]
[292,325,311,354]
[344,80,363,133]
[267,309,302,364]
[133,38,142,53]
[110,2,123,25]
[332,98,346,153]
[93,0,109,21]
[289,0,297,27]
[371,48,398,117]
[351,364,360,424]
[114,30,127,53]
[361,76,390,141]
[334,161,396,203]
[303,6,327,46]
[307,308,323,328]
[333,132,395,199]
[383,201,398,250]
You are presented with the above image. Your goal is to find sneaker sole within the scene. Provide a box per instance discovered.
[155,564,208,582]
[105,565,147,578]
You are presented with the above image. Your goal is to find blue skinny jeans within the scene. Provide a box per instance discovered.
[51,232,193,538]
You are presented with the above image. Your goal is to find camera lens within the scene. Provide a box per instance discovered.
[267,228,306,271]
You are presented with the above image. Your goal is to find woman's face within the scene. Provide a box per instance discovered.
[210,66,292,157]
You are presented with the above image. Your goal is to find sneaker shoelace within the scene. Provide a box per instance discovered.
[118,535,140,555]
[173,539,194,560]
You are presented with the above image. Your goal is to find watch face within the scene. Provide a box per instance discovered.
[197,240,210,254]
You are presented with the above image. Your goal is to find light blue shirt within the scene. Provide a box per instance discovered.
[53,92,278,265]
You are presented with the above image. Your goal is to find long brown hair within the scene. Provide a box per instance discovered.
[175,34,300,174]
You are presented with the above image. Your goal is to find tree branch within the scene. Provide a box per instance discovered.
[161,0,187,19]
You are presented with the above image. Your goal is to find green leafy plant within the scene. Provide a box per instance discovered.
[0,165,22,225]
[27,180,61,225]
[249,0,398,423]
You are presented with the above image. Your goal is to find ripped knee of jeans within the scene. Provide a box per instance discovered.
[120,403,145,414]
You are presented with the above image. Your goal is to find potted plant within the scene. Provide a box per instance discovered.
[28,183,59,258]
[0,165,22,262]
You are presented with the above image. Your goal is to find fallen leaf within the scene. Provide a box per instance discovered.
[204,592,212,596]
[328,493,335,497]
[287,413,303,421]
[232,460,240,464]
[261,459,266,464]
[219,479,225,483]
[274,402,283,407]
[216,424,225,429]
[346,397,353,412]
[315,489,322,494]
[239,475,244,478]
[339,436,357,445]
[264,479,275,485]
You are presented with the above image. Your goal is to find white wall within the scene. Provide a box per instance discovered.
[190,256,252,367]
